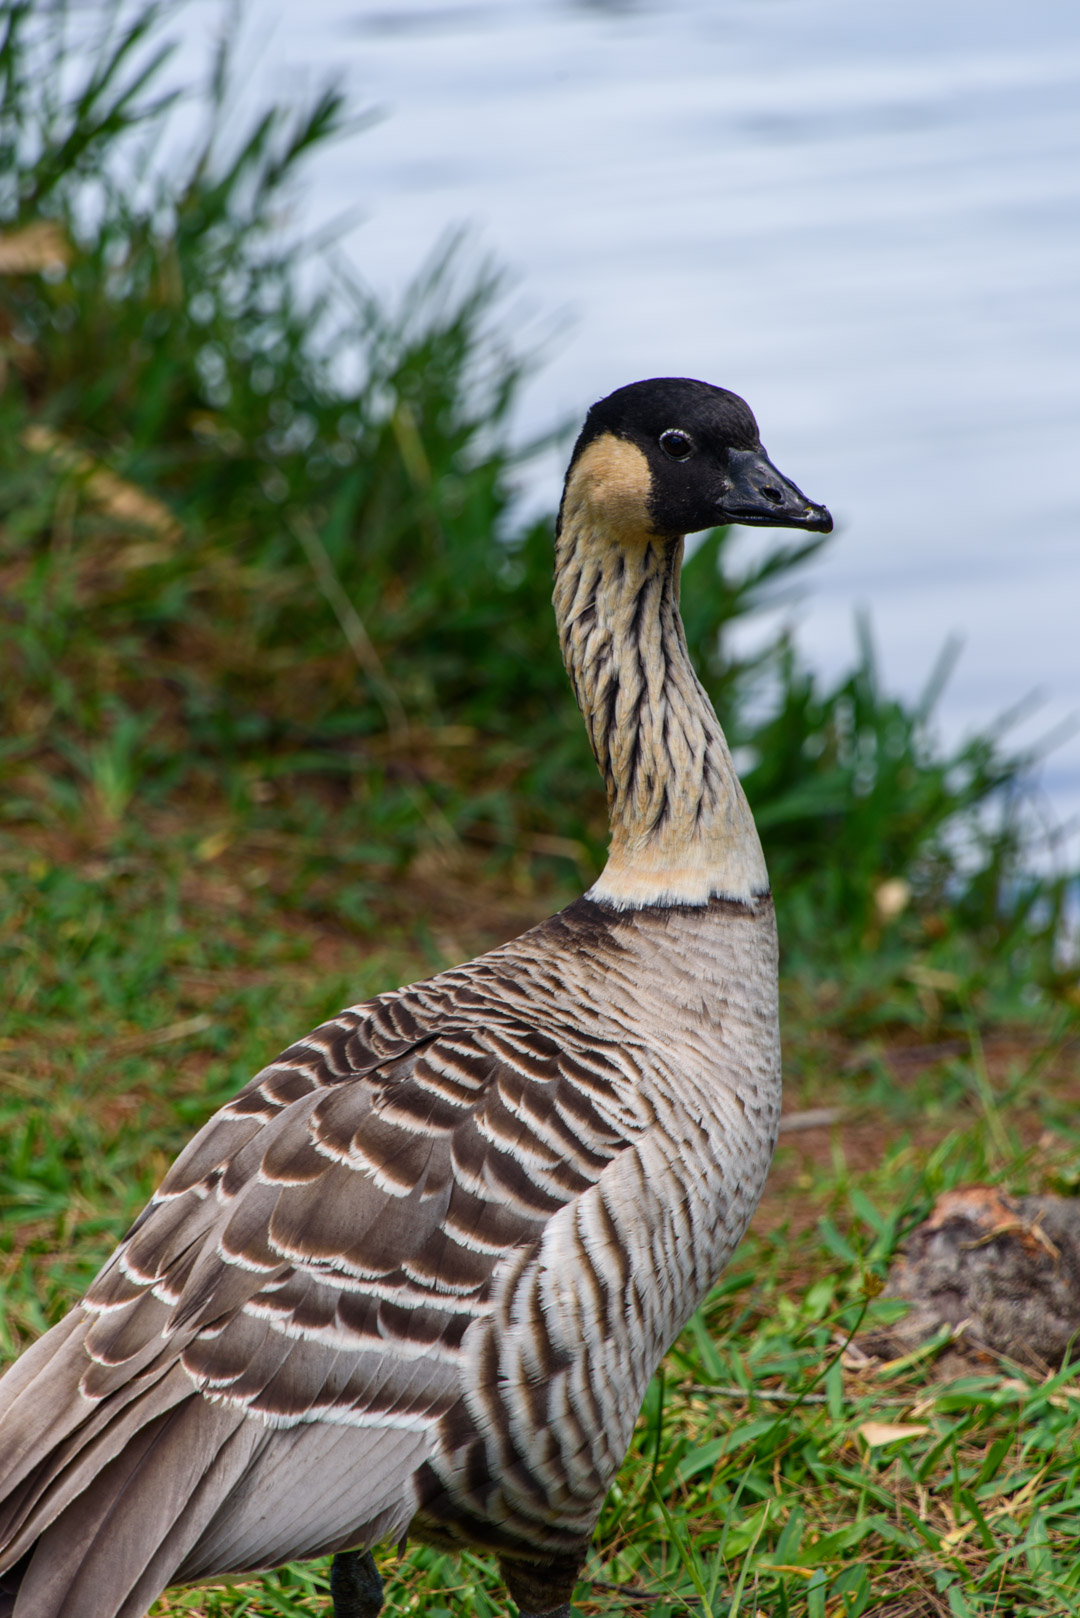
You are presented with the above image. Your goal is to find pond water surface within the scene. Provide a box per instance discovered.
[182,0,1080,832]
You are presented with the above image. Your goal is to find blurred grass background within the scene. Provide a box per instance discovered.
[1,4,1079,1614]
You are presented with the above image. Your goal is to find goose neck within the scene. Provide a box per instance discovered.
[553,509,768,910]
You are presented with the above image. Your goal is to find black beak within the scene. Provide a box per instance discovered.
[719,447,832,533]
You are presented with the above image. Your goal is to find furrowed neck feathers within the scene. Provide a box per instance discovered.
[554,435,769,910]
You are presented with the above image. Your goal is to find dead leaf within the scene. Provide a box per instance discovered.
[21,424,181,540]
[858,1420,930,1447]
[941,1521,976,1551]
[110,1015,213,1053]
[196,830,231,863]
[0,221,70,274]
[905,962,960,992]
[874,876,911,922]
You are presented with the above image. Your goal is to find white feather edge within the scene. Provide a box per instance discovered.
[586,837,770,910]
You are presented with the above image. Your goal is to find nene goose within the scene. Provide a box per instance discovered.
[0,377,830,1618]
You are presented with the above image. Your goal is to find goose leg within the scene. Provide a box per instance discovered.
[329,1550,383,1618]
[500,1552,583,1618]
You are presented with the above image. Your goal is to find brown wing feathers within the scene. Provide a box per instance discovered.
[0,988,641,1614]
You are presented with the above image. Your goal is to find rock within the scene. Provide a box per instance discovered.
[863,1187,1080,1371]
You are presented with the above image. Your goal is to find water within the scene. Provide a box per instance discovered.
[184,0,1080,829]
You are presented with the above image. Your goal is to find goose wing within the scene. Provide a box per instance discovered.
[0,988,648,1613]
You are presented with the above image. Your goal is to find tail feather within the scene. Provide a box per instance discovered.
[0,1549,29,1618]
[0,1312,109,1523]
[0,1306,175,1508]
[1,1329,433,1618]
[113,1420,268,1618]
[0,1314,86,1422]
[12,1410,177,1618]
[6,1406,429,1618]
[12,1398,262,1618]
[0,1364,193,1569]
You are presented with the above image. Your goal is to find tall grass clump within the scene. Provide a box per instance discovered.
[0,0,1074,1028]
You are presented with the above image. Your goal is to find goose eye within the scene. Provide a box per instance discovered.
[659,429,694,461]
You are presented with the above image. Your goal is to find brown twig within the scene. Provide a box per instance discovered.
[683,1383,828,1404]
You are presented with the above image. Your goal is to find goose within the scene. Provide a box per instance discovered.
[0,377,831,1618]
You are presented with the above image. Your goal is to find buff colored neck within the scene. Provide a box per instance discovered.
[554,436,769,909]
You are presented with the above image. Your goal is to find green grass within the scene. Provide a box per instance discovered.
[3,828,1079,1616]
[2,3,1079,1615]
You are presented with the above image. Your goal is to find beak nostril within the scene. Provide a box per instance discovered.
[721,448,827,529]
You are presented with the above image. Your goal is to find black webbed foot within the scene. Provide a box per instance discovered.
[329,1549,384,1618]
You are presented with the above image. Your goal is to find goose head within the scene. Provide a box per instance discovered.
[560,375,832,541]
